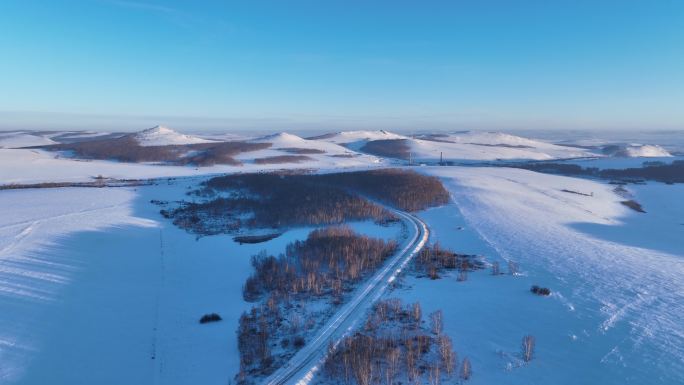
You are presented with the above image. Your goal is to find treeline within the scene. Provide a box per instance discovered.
[237,302,281,379]
[253,155,313,164]
[45,136,270,166]
[316,169,451,212]
[277,147,326,154]
[168,169,449,234]
[324,299,471,385]
[243,227,397,302]
[509,160,684,184]
[415,243,484,280]
[360,139,411,160]
[237,292,320,382]
[237,227,397,381]
[170,173,391,234]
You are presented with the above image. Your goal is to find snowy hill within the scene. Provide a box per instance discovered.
[311,130,407,144]
[249,132,361,155]
[131,125,216,146]
[409,131,595,161]
[602,144,672,157]
[0,132,57,148]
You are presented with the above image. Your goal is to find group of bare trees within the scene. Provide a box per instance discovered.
[324,299,471,385]
[512,160,684,184]
[316,169,452,212]
[243,227,397,302]
[47,136,270,165]
[414,243,484,280]
[237,227,397,382]
[169,169,451,235]
[360,139,411,160]
[170,173,393,235]
[253,155,312,164]
[237,304,280,380]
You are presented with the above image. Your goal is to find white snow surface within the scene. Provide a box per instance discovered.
[0,148,386,185]
[408,131,595,161]
[249,132,357,154]
[0,187,157,383]
[0,178,401,385]
[406,166,684,384]
[603,144,672,157]
[313,130,408,144]
[0,133,56,149]
[132,125,217,146]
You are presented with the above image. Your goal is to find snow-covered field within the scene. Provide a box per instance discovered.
[0,178,401,385]
[0,148,385,185]
[397,167,684,385]
[408,131,594,161]
[1,128,682,385]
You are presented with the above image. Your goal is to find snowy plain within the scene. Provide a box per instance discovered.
[1,128,683,385]
[399,167,684,385]
[0,178,402,385]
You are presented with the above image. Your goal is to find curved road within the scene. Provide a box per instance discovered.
[263,208,429,385]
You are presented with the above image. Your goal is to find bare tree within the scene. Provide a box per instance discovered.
[430,310,443,335]
[412,302,422,324]
[437,335,456,376]
[508,260,519,275]
[457,269,468,282]
[428,362,441,385]
[460,357,472,380]
[386,347,401,385]
[491,261,500,275]
[522,335,536,362]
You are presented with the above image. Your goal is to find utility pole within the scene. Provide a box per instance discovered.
[440,151,443,165]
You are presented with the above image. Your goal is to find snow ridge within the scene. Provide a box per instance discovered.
[132,125,216,147]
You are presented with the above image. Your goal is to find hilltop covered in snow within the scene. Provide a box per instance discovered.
[131,125,217,146]
[0,132,57,148]
[601,144,672,157]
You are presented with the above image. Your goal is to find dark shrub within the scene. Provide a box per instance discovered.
[199,313,222,323]
[293,336,306,348]
[530,285,551,296]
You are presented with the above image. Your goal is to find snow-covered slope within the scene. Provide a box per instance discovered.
[249,132,357,155]
[0,148,386,185]
[132,125,216,146]
[602,144,672,157]
[312,130,407,144]
[408,131,595,161]
[418,166,684,384]
[311,130,595,161]
[0,132,57,148]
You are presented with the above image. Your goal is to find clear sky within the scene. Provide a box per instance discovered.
[1,0,683,132]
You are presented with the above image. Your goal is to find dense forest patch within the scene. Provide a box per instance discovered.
[167,169,449,235]
[253,155,313,164]
[243,227,397,302]
[316,169,451,212]
[360,139,411,160]
[237,227,397,381]
[169,173,390,235]
[44,136,270,166]
[322,299,470,385]
[277,147,326,154]
[508,160,684,184]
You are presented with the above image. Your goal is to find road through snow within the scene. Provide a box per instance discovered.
[263,208,429,385]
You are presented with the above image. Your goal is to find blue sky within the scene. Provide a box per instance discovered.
[1,0,683,132]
